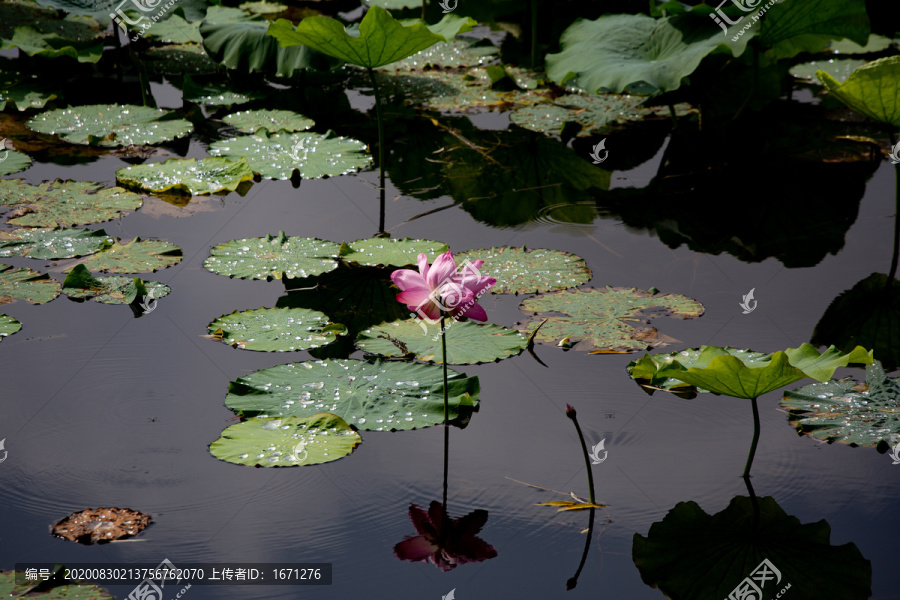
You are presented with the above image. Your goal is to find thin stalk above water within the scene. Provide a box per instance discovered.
[366,67,386,234]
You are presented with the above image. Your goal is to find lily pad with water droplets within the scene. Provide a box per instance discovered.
[518,287,705,353]
[26,104,194,147]
[357,319,527,364]
[73,237,183,273]
[62,264,170,305]
[208,306,346,352]
[0,263,60,304]
[115,157,254,196]
[203,231,340,281]
[0,314,22,340]
[0,227,113,260]
[182,75,267,106]
[210,413,361,467]
[224,358,479,431]
[339,237,449,267]
[0,179,142,227]
[790,58,867,84]
[782,360,900,447]
[455,247,590,294]
[223,109,315,134]
[208,130,371,180]
[0,149,32,176]
[380,38,499,72]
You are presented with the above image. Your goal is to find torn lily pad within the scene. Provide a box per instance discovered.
[51,506,151,544]
[73,237,183,273]
[208,307,346,352]
[782,359,899,447]
[210,413,361,467]
[224,358,479,431]
[357,319,527,364]
[518,287,704,353]
[115,157,254,196]
[203,232,340,280]
[0,263,61,304]
[0,149,32,176]
[0,227,113,260]
[0,179,142,227]
[62,264,170,305]
[208,130,371,180]
[0,314,22,340]
[26,104,193,147]
[339,237,449,267]
[454,247,590,294]
[223,109,314,134]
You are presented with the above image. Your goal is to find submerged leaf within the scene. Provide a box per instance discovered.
[115,157,254,196]
[203,232,340,280]
[455,247,590,294]
[0,179,142,227]
[207,307,346,352]
[27,104,193,147]
[0,263,61,304]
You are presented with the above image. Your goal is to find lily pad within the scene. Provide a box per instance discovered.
[208,130,371,180]
[0,179,142,227]
[0,570,113,599]
[210,413,361,467]
[790,58,867,83]
[0,227,113,259]
[627,347,770,395]
[357,319,527,364]
[27,104,194,147]
[115,157,254,196]
[817,56,900,125]
[782,360,900,447]
[1,24,103,63]
[0,78,58,111]
[51,507,151,544]
[0,314,22,340]
[223,109,315,134]
[0,149,32,176]
[828,34,894,54]
[518,287,704,353]
[208,307,346,352]
[454,247,590,294]
[62,264,170,305]
[74,237,183,273]
[380,38,500,71]
[224,358,480,431]
[339,237,449,267]
[203,232,340,280]
[143,43,220,75]
[0,263,61,304]
[181,74,267,105]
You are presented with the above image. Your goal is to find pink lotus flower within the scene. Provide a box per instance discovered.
[390,251,495,323]
[394,502,497,571]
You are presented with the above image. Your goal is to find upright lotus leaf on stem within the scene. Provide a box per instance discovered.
[816,56,900,126]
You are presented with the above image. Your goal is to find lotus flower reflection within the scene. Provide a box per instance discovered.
[394,502,497,571]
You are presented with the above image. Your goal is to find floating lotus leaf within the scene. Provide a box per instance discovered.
[627,347,770,395]
[143,43,219,75]
[518,287,704,353]
[208,130,371,180]
[210,413,361,467]
[115,157,254,196]
[0,179,142,227]
[204,231,340,280]
[363,0,420,9]
[781,360,900,447]
[0,314,22,340]
[380,38,500,72]
[633,495,872,600]
[0,227,112,259]
[454,247,590,294]
[27,105,194,147]
[790,58,867,83]
[223,109,315,133]
[224,358,480,431]
[0,149,32,176]
[51,506,151,544]
[74,237,183,273]
[62,264,170,305]
[0,263,60,304]
[357,319,527,364]
[817,56,900,126]
[0,570,113,599]
[339,237,449,267]
[208,307,346,352]
[828,34,894,55]
[0,78,58,111]
[181,74,267,105]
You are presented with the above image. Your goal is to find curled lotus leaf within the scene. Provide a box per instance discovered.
[115,157,254,196]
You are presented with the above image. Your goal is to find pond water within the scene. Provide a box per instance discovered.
[1,54,899,600]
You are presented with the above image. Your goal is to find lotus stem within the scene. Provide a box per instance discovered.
[530,0,537,68]
[441,315,449,508]
[422,0,426,21]
[565,405,596,506]
[888,128,899,283]
[742,396,761,479]
[366,67,386,234]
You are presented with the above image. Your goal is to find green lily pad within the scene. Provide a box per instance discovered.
[790,58,867,83]
[143,43,220,75]
[782,360,899,447]
[203,232,340,281]
[338,237,449,267]
[518,287,704,353]
[357,319,527,364]
[132,11,202,44]
[627,347,770,395]
[0,227,113,259]
[62,264,170,305]
[0,263,60,304]
[224,358,480,431]
[27,105,194,147]
[454,247,590,294]
[208,130,371,180]
[828,34,894,54]
[0,149,32,176]
[210,413,361,467]
[817,56,900,125]
[0,569,113,599]
[223,109,315,134]
[0,78,58,111]
[115,157,254,196]
[0,314,22,340]
[380,38,500,72]
[73,237,183,273]
[267,6,475,69]
[0,179,142,227]
[208,307,346,352]
[181,74,267,106]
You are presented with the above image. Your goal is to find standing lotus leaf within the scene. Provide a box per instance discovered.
[203,232,340,280]
[455,247,591,294]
